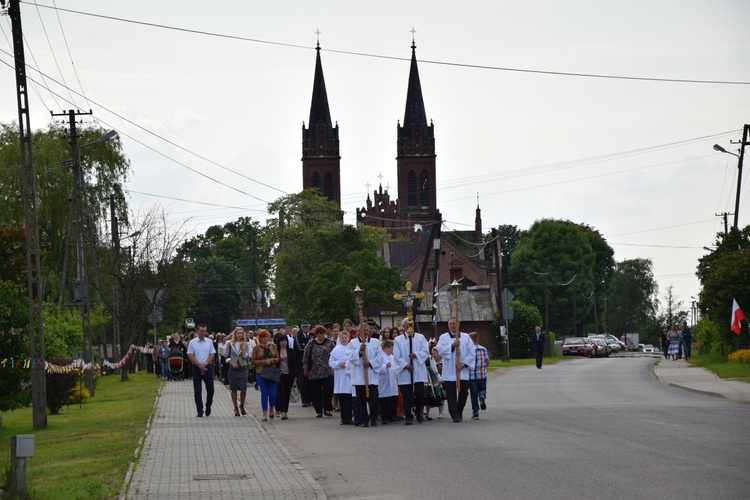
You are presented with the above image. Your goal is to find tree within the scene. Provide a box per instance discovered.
[484,224,521,286]
[192,256,242,331]
[607,258,658,338]
[509,219,599,336]
[0,122,130,301]
[267,191,399,322]
[697,226,750,351]
[497,300,542,359]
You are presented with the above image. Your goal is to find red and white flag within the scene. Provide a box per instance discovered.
[731,299,746,335]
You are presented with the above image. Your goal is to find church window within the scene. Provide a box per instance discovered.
[324,172,334,200]
[407,170,417,208]
[419,170,430,209]
[311,171,321,189]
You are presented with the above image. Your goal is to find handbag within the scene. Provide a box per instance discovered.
[260,365,281,382]
[259,346,280,382]
[289,381,300,403]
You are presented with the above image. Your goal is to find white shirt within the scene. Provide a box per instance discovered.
[347,337,383,386]
[393,332,430,384]
[187,336,216,364]
[435,331,475,382]
[328,343,353,394]
[378,353,399,397]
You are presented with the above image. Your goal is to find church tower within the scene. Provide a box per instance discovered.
[396,39,438,225]
[302,42,341,206]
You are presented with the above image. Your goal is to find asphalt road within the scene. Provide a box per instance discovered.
[273,357,750,500]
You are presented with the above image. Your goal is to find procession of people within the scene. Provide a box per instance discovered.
[166,316,491,425]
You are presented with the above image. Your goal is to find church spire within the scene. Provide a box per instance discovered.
[402,38,428,133]
[307,42,333,134]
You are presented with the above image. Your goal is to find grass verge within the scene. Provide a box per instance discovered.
[688,352,750,383]
[0,370,160,499]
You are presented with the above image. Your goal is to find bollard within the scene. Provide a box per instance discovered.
[10,434,34,498]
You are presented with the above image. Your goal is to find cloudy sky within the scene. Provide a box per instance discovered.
[2,0,749,317]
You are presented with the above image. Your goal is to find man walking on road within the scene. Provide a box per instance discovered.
[681,321,692,361]
[393,317,430,425]
[187,325,216,417]
[436,317,475,423]
[531,326,546,369]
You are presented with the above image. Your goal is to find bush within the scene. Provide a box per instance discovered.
[0,366,31,412]
[728,349,750,363]
[45,358,80,415]
[67,384,91,405]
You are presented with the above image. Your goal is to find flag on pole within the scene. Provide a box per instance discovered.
[731,299,746,335]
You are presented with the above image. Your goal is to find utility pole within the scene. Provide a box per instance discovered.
[733,124,749,229]
[543,273,549,334]
[571,276,577,337]
[110,194,121,364]
[6,0,47,429]
[52,109,95,396]
[715,212,732,235]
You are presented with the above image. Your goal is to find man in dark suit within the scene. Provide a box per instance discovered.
[294,320,312,406]
[531,326,546,369]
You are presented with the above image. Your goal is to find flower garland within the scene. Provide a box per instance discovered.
[1,344,154,373]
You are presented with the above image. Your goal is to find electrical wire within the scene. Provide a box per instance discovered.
[28,2,750,86]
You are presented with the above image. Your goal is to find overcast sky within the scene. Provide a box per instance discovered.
[2,0,749,318]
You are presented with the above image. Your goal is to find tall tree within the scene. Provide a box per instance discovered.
[606,258,658,337]
[0,122,130,300]
[697,226,750,350]
[509,219,598,336]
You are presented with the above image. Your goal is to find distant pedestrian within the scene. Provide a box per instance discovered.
[157,340,169,380]
[251,329,279,422]
[187,325,216,417]
[530,326,546,369]
[225,327,250,417]
[681,321,692,361]
[302,325,336,418]
[667,325,682,361]
[659,328,669,359]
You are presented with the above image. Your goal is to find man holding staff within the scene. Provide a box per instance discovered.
[394,316,430,425]
[436,317,475,423]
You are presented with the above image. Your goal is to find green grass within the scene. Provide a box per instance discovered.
[688,352,750,383]
[0,370,160,499]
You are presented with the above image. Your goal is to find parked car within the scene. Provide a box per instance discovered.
[606,339,621,352]
[642,344,657,353]
[582,337,597,357]
[562,337,586,356]
[591,334,620,353]
[592,337,611,357]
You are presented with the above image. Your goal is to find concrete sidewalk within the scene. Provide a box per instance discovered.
[121,377,326,499]
[652,358,750,403]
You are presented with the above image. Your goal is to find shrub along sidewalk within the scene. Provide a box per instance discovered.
[0,370,160,499]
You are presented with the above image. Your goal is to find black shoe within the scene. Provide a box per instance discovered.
[324,411,333,417]
[205,405,211,416]
[416,416,424,423]
[316,414,323,418]
[471,414,479,420]
[424,415,433,421]
[361,421,369,428]
[405,419,413,425]
[382,420,388,425]
[452,417,460,423]
[197,410,204,418]
[370,419,378,427]
[479,397,486,411]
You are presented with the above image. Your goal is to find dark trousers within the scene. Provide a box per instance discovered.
[400,382,425,422]
[469,378,487,415]
[309,376,333,415]
[534,350,544,368]
[379,395,398,422]
[337,393,353,423]
[192,365,214,413]
[355,385,379,425]
[443,380,469,420]
[275,372,294,413]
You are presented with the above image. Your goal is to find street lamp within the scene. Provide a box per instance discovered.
[713,124,748,230]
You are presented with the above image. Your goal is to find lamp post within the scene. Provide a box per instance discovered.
[714,123,749,230]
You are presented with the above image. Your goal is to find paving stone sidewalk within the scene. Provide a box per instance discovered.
[652,358,750,403]
[121,377,327,499]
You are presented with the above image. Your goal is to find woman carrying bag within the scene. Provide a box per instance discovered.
[226,327,250,416]
[251,329,280,422]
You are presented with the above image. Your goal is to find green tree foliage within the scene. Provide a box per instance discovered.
[697,226,750,350]
[484,224,521,286]
[42,304,110,359]
[192,256,242,331]
[693,317,722,355]
[267,191,400,322]
[0,223,31,411]
[0,122,130,299]
[510,219,609,336]
[505,300,543,358]
[606,258,658,337]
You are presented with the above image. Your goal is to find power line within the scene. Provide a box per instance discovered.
[29,3,750,86]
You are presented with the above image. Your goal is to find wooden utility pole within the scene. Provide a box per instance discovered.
[6,0,47,428]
